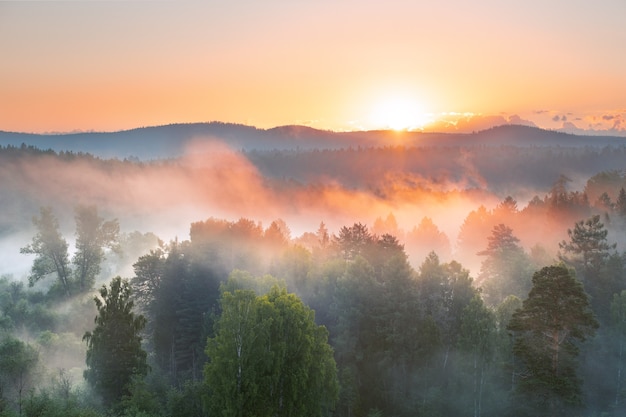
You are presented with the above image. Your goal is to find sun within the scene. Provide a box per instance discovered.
[370,95,429,131]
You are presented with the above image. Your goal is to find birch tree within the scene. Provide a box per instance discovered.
[204,282,338,417]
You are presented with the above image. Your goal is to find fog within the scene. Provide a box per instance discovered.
[1,139,504,279]
[2,130,626,416]
[2,135,626,280]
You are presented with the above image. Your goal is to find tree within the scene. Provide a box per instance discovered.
[0,337,38,416]
[132,240,220,383]
[548,175,572,212]
[508,265,598,415]
[333,223,373,261]
[311,221,332,260]
[477,224,533,306]
[456,205,493,269]
[205,283,338,417]
[83,277,148,406]
[459,296,497,417]
[20,207,72,297]
[405,217,452,266]
[559,215,618,321]
[72,205,120,292]
[616,188,626,217]
[611,291,626,409]
[264,219,291,250]
[559,215,615,279]
[417,253,477,363]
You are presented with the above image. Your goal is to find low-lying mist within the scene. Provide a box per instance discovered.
[3,132,626,416]
[3,137,626,282]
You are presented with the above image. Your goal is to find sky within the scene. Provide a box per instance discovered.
[1,0,626,135]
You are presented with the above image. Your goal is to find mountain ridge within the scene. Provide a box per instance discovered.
[1,122,624,160]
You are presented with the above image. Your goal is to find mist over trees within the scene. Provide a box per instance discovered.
[2,131,626,416]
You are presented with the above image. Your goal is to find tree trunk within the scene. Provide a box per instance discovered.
[478,361,485,417]
[473,353,478,417]
[617,338,623,406]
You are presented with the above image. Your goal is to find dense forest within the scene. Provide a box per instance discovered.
[2,137,626,416]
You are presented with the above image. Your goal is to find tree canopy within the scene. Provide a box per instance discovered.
[83,277,148,406]
[508,265,598,415]
[204,280,338,417]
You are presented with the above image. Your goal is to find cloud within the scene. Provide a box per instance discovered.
[612,118,622,130]
[541,110,626,136]
[423,114,508,133]
[560,121,580,133]
[508,115,537,127]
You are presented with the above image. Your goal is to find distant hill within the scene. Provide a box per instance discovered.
[1,123,624,160]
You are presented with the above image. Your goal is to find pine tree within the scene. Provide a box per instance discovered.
[616,188,626,217]
[508,265,598,415]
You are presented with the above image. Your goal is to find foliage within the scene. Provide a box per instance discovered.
[459,296,498,417]
[20,207,72,297]
[5,158,626,417]
[559,215,615,278]
[0,337,38,416]
[508,265,598,415]
[72,205,120,292]
[610,291,626,411]
[83,277,148,406]
[204,282,338,417]
[333,223,374,261]
[132,240,220,383]
[559,215,620,322]
[477,224,534,306]
[0,277,56,334]
[21,206,120,297]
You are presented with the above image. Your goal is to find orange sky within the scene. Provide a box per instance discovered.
[1,1,625,135]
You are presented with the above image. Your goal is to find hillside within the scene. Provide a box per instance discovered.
[1,123,624,160]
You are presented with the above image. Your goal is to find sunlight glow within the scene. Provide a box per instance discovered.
[370,95,430,131]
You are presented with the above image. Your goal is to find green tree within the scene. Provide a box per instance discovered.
[559,215,615,279]
[459,296,497,417]
[616,187,626,217]
[611,291,626,409]
[477,224,533,306]
[83,277,148,407]
[508,265,598,416]
[417,253,477,365]
[204,282,338,417]
[133,240,219,383]
[495,295,523,392]
[0,337,38,417]
[333,223,373,261]
[20,207,72,297]
[559,215,618,322]
[72,205,120,292]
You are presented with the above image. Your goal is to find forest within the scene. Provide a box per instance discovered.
[2,136,626,417]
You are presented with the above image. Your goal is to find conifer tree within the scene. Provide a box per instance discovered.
[83,277,148,406]
[508,265,598,415]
